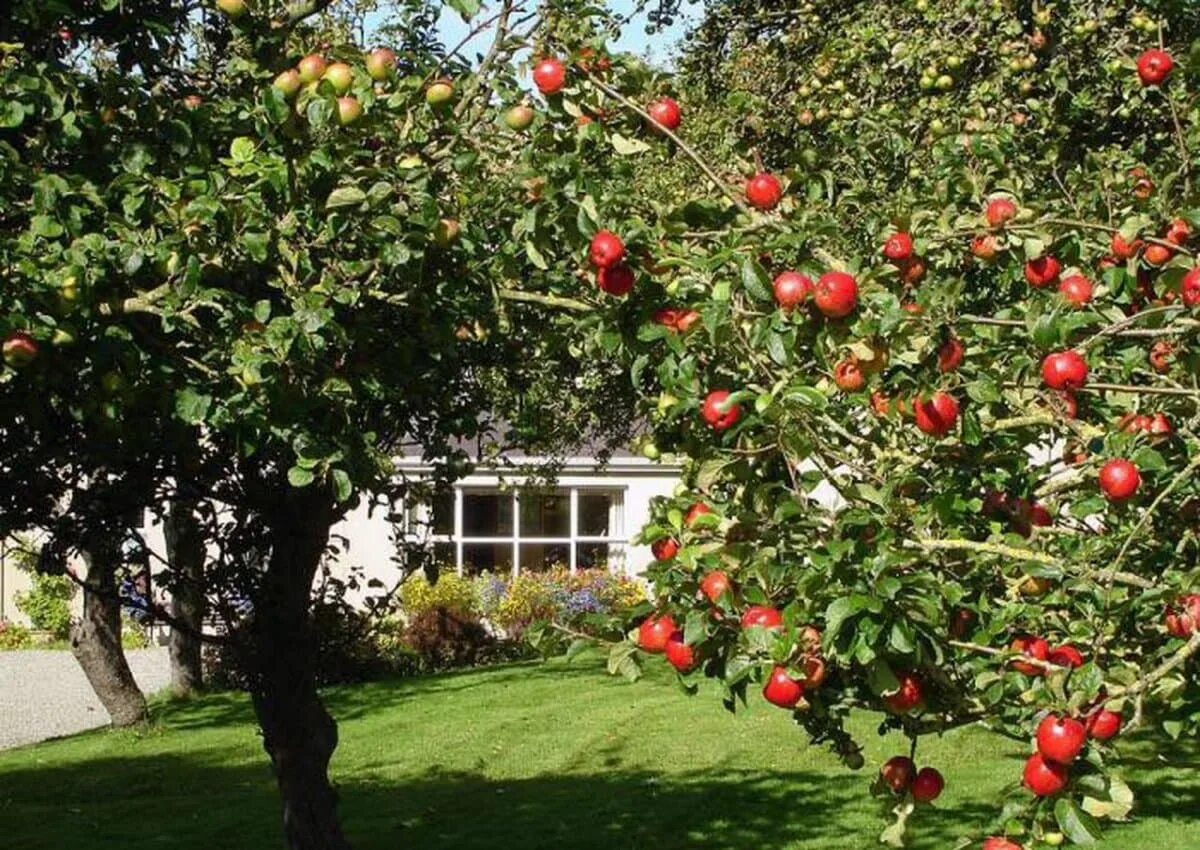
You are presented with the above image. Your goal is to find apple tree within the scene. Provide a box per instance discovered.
[516,1,1200,847]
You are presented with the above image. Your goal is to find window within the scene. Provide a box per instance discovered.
[405,487,625,576]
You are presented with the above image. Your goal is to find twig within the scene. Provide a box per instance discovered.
[496,288,592,312]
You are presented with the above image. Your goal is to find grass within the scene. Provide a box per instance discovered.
[0,656,1196,850]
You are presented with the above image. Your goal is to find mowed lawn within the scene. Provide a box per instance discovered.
[0,656,1197,850]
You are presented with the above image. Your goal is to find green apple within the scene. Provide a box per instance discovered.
[336,96,363,126]
[323,62,354,95]
[216,0,247,19]
[365,48,397,82]
[503,104,535,131]
[297,55,327,85]
[426,80,455,107]
[273,69,302,99]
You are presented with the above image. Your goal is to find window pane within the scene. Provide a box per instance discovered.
[462,492,512,537]
[431,492,454,535]
[520,492,570,537]
[520,542,570,572]
[433,542,455,566]
[462,542,513,576]
[575,542,612,570]
[577,493,615,536]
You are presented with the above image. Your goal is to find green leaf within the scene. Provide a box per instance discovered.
[174,388,212,425]
[0,100,25,128]
[332,469,352,502]
[446,0,480,20]
[229,136,257,163]
[326,186,367,209]
[740,256,773,301]
[288,466,316,488]
[525,240,549,270]
[611,133,651,155]
[1054,798,1103,845]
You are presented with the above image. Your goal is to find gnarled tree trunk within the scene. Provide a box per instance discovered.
[249,487,351,850]
[165,496,205,696]
[71,540,148,728]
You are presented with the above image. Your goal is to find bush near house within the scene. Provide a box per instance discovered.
[0,619,33,650]
[14,573,76,640]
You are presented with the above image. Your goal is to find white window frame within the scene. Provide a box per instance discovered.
[407,486,626,576]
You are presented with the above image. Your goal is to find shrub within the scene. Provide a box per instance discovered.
[399,571,481,618]
[15,573,75,639]
[0,619,33,650]
[401,607,504,671]
[482,567,648,638]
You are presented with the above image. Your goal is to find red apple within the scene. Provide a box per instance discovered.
[1165,594,1200,638]
[685,502,713,527]
[938,337,965,373]
[701,390,742,432]
[971,235,1000,261]
[983,839,1024,850]
[1037,715,1088,764]
[898,256,927,285]
[834,359,866,392]
[503,103,535,131]
[914,392,960,438]
[1144,242,1174,266]
[665,632,698,672]
[741,605,783,631]
[880,756,916,793]
[700,571,731,604]
[1024,256,1062,288]
[1041,351,1088,391]
[673,310,701,333]
[1111,232,1143,260]
[814,271,858,318]
[1011,636,1050,676]
[985,197,1018,228]
[647,97,682,131]
[801,654,827,690]
[763,665,804,709]
[911,767,944,803]
[1087,708,1122,741]
[1137,49,1174,86]
[297,55,328,85]
[1059,275,1094,307]
[745,172,783,211]
[589,230,625,269]
[884,232,914,262]
[637,614,678,653]
[273,69,302,98]
[1099,459,1141,503]
[3,332,39,368]
[1023,753,1069,797]
[1167,218,1192,246]
[651,538,679,561]
[336,96,363,126]
[533,58,567,95]
[365,48,397,82]
[1182,268,1200,307]
[884,671,925,714]
[323,62,354,94]
[773,271,814,310]
[1048,645,1084,668]
[597,263,635,296]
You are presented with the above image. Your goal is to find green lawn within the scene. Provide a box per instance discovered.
[0,657,1196,850]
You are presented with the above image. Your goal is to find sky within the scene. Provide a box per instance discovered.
[432,0,697,68]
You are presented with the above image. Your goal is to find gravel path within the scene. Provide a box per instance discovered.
[0,648,171,751]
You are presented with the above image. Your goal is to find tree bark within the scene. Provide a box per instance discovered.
[70,541,148,728]
[248,487,351,850]
[165,496,205,696]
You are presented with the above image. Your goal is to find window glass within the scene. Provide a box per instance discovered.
[519,542,571,571]
[575,542,612,570]
[431,491,454,536]
[520,492,570,537]
[462,492,512,536]
[577,493,614,536]
[462,542,513,575]
[432,542,455,566]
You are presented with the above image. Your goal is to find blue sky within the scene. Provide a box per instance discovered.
[432,1,697,67]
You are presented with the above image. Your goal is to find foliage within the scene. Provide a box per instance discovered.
[401,606,519,671]
[399,572,481,618]
[15,573,75,639]
[486,567,647,637]
[0,618,33,650]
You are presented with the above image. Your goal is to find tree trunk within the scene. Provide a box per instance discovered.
[165,497,205,696]
[249,487,351,850]
[70,542,148,728]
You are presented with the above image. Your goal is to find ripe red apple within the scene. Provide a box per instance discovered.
[1087,709,1122,741]
[773,271,814,311]
[763,665,804,709]
[985,197,1018,228]
[673,310,701,333]
[1182,268,1200,307]
[3,332,39,368]
[1041,351,1088,391]
[741,605,783,631]
[665,632,698,672]
[1144,242,1174,266]
[880,756,916,793]
[273,69,302,98]
[814,271,858,318]
[971,235,1000,262]
[1011,636,1050,676]
[365,48,397,81]
[911,767,944,803]
[883,232,914,262]
[1167,218,1192,246]
[685,502,713,527]
[647,97,682,131]
[503,103,535,131]
[938,337,965,373]
[1059,275,1093,307]
[1148,412,1174,437]
[801,654,827,690]
[597,263,635,296]
[914,392,960,438]
[1149,340,1175,373]
[533,58,567,95]
[884,672,925,714]
[637,614,678,653]
[1024,255,1062,288]
[701,390,742,431]
[898,256,927,285]
[745,172,783,211]
[1048,645,1084,668]
[297,55,328,85]
[651,538,679,561]
[1137,49,1174,86]
[323,62,354,94]
[834,359,866,392]
[983,839,1024,850]
[1111,232,1143,260]
[1099,459,1141,503]
[589,230,625,269]
[1165,594,1200,638]
[216,0,248,19]
[1037,715,1088,764]
[335,96,362,126]
[1023,753,1069,797]
[700,571,731,604]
